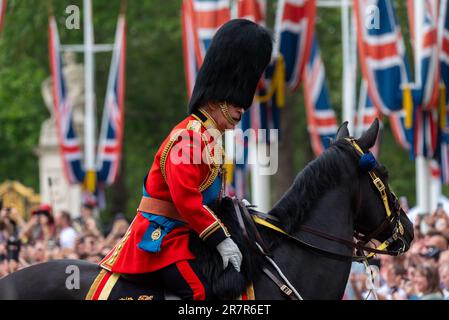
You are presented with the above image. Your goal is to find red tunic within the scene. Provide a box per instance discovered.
[100,110,229,274]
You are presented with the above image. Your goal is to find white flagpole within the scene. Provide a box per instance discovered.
[341,0,355,133]
[84,0,97,192]
[252,0,270,212]
[413,0,430,214]
[357,80,368,138]
[273,0,285,59]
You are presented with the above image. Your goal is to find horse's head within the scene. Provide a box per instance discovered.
[334,119,414,256]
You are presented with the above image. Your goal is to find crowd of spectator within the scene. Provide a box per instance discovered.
[345,201,449,300]
[0,201,130,279]
[2,197,449,300]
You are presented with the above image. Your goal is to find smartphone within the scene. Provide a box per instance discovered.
[6,237,21,262]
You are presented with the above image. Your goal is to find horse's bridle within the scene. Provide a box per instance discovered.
[346,138,406,258]
[231,139,409,299]
[247,138,407,262]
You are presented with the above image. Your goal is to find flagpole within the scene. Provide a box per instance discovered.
[357,80,368,138]
[413,0,430,214]
[341,0,355,133]
[84,0,97,193]
[233,0,272,212]
[273,0,285,59]
[252,0,271,212]
[350,2,358,133]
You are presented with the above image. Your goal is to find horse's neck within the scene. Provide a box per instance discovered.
[301,187,355,248]
[259,187,355,299]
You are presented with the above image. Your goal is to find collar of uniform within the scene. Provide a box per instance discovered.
[192,108,220,132]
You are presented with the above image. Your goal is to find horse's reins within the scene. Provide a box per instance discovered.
[231,139,407,299]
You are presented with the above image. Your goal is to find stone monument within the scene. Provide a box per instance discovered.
[35,52,85,217]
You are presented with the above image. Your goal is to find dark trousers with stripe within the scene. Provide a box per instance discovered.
[157,260,213,300]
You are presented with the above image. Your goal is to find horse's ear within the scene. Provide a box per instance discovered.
[357,118,380,150]
[336,121,350,140]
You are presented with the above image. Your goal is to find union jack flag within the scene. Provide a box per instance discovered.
[181,0,199,96]
[0,0,6,33]
[354,0,410,115]
[191,0,230,66]
[389,110,412,151]
[48,16,85,184]
[389,104,438,159]
[302,35,338,157]
[275,0,316,91]
[181,0,230,96]
[237,0,265,24]
[96,14,126,185]
[408,0,440,110]
[356,81,382,157]
[407,0,440,158]
[413,108,439,158]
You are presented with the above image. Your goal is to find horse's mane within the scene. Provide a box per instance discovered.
[189,140,354,299]
[268,140,354,233]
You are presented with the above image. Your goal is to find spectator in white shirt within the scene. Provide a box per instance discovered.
[55,211,77,252]
[377,264,407,300]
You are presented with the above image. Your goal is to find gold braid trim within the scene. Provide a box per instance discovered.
[199,221,221,240]
[203,205,230,237]
[198,165,221,192]
[101,218,134,270]
[160,129,188,184]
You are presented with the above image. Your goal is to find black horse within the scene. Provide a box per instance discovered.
[0,119,414,300]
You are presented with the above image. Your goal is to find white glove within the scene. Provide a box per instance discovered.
[216,238,242,272]
[242,198,252,207]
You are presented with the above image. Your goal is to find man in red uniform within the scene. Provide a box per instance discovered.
[100,19,272,300]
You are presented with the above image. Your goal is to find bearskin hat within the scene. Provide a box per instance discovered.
[188,19,273,113]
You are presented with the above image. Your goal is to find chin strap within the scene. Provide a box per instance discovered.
[219,102,239,126]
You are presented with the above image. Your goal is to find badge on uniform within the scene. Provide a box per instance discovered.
[138,213,184,253]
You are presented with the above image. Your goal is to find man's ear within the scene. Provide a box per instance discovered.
[336,121,350,140]
[357,118,380,150]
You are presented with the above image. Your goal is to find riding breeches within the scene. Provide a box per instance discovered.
[157,260,213,300]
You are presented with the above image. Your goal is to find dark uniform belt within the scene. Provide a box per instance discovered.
[138,197,186,223]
